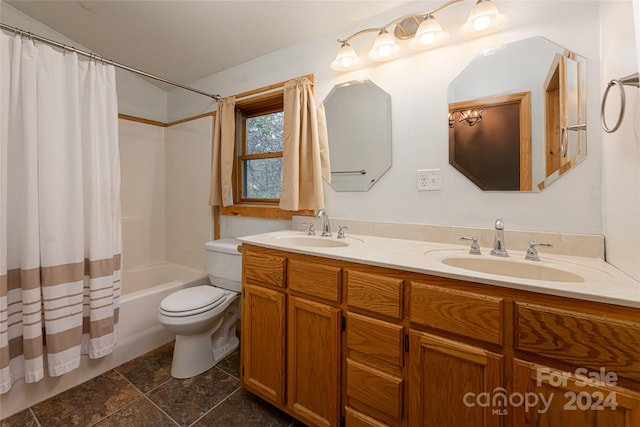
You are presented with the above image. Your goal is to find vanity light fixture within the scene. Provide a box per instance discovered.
[331,0,508,72]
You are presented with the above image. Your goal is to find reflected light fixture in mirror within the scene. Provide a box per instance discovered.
[330,0,508,72]
[449,109,484,127]
[459,109,484,126]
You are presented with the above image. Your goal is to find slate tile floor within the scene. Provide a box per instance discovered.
[2,342,303,427]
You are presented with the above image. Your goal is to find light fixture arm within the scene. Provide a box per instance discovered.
[336,0,465,45]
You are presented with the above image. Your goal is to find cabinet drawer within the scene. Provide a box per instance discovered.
[410,282,503,345]
[288,259,342,303]
[347,312,403,375]
[345,407,391,427]
[244,249,286,288]
[516,302,640,382]
[346,359,403,423]
[347,270,403,319]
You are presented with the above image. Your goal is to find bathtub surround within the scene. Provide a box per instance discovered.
[0,32,121,394]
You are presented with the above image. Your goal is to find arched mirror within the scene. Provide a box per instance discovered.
[448,37,587,191]
[323,79,392,192]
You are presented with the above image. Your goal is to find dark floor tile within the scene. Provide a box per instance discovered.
[92,396,176,427]
[116,341,175,393]
[216,346,240,379]
[193,389,293,427]
[148,367,239,426]
[31,370,140,427]
[0,409,38,427]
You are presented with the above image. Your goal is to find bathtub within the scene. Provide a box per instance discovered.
[0,262,208,419]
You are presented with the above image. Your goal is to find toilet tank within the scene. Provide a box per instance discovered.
[205,239,242,292]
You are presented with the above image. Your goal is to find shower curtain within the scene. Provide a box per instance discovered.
[0,32,121,394]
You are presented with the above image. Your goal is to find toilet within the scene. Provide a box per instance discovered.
[157,239,241,378]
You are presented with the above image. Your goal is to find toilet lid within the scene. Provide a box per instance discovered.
[159,285,226,315]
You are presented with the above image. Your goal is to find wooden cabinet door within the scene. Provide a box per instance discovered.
[241,284,286,406]
[288,296,341,426]
[408,330,503,427]
[513,359,640,427]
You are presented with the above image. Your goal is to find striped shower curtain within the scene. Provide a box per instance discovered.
[0,32,121,394]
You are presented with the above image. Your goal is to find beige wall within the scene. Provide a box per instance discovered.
[169,1,604,237]
[119,119,166,273]
[165,117,214,271]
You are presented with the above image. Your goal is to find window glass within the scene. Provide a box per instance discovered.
[246,112,284,154]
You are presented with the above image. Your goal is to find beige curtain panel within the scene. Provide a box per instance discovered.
[209,96,236,207]
[280,77,331,211]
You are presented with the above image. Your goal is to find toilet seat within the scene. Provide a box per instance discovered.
[159,285,226,317]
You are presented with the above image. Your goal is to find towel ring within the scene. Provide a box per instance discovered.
[601,72,640,133]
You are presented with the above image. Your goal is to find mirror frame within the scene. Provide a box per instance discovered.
[448,36,587,192]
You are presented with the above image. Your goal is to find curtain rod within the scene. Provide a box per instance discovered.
[0,23,221,101]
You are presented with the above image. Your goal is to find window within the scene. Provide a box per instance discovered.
[236,96,284,203]
[234,91,284,206]
[220,75,316,219]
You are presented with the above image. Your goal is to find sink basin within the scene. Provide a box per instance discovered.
[273,235,350,248]
[441,257,585,283]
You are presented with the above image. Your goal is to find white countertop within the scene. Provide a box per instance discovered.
[238,230,640,309]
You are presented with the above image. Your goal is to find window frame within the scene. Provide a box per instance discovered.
[220,85,314,219]
[236,103,284,205]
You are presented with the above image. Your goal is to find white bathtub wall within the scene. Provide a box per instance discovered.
[119,119,166,272]
[165,116,215,271]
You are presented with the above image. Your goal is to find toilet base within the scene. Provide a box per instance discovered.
[169,298,240,379]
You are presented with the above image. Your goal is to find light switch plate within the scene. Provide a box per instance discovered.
[417,169,441,191]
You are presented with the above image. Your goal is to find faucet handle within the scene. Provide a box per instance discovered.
[301,222,315,236]
[460,236,481,255]
[525,241,553,261]
[337,225,349,239]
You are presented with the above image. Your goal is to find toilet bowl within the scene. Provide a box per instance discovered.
[157,239,242,378]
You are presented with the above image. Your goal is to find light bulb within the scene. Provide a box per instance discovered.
[330,42,360,71]
[369,30,399,62]
[340,56,353,68]
[420,32,436,46]
[461,0,508,37]
[473,15,491,31]
[409,14,449,51]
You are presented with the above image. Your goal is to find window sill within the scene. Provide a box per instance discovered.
[221,204,314,220]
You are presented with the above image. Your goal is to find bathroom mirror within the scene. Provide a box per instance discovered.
[448,37,587,191]
[323,79,392,191]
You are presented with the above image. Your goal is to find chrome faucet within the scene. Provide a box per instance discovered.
[316,209,332,237]
[490,218,509,257]
[525,241,553,261]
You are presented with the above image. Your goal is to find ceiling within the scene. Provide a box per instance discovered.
[6,1,408,90]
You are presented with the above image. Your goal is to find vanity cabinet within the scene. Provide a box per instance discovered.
[344,270,405,427]
[511,301,640,427]
[512,359,640,427]
[287,296,341,426]
[408,281,505,427]
[240,244,640,427]
[241,284,286,405]
[408,331,503,427]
